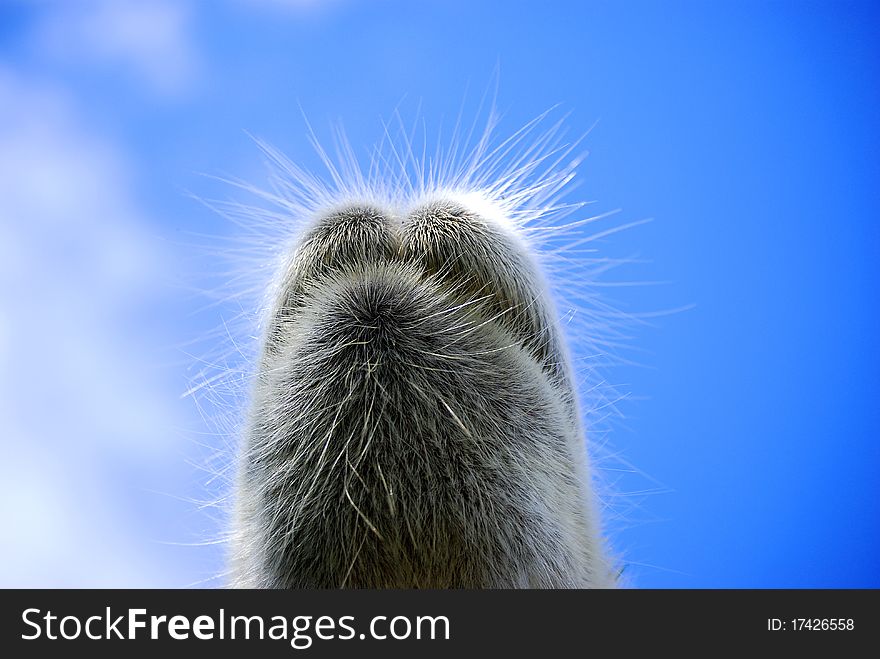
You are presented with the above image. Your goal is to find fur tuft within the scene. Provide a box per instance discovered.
[192,104,639,588]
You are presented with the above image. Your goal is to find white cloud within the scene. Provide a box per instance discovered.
[32,0,198,97]
[0,69,210,587]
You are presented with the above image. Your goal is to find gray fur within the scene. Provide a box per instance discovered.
[230,198,617,588]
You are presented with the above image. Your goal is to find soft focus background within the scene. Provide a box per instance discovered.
[1,0,877,588]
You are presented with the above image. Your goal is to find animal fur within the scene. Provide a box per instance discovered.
[225,114,620,588]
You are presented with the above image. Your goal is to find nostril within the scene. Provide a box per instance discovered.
[263,204,397,350]
[309,204,392,257]
[400,199,490,273]
[296,203,397,274]
[399,196,565,379]
[403,200,489,251]
[407,199,475,226]
[318,204,387,233]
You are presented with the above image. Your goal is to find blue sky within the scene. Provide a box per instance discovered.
[1,0,877,588]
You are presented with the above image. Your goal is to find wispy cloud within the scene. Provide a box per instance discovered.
[0,68,205,586]
[31,0,199,97]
